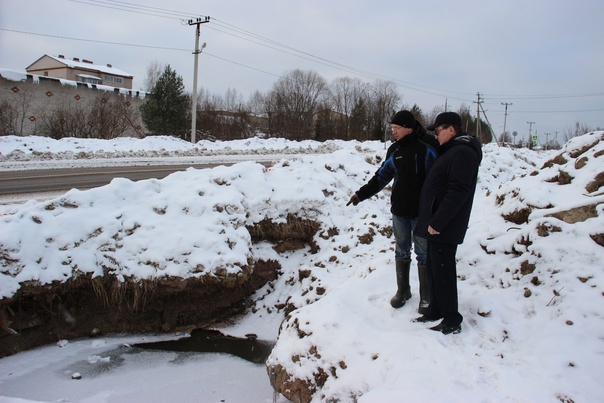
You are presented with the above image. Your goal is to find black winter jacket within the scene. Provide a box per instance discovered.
[356,126,438,217]
[414,133,482,244]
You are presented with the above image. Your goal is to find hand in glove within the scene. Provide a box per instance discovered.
[346,194,360,206]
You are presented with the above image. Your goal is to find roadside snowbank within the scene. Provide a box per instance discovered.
[1,133,603,402]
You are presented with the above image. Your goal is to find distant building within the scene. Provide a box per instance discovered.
[25,54,134,90]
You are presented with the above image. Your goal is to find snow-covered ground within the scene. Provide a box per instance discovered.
[0,133,603,402]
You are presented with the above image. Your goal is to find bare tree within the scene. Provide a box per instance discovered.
[327,77,368,140]
[563,121,593,142]
[40,97,89,139]
[268,69,327,140]
[498,131,512,144]
[367,80,400,141]
[224,88,243,112]
[0,85,36,136]
[88,95,139,139]
[247,90,266,117]
[0,100,19,136]
[143,61,166,92]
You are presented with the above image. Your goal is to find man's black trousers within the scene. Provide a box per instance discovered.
[427,240,463,327]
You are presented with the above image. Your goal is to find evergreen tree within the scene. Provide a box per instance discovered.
[140,65,191,140]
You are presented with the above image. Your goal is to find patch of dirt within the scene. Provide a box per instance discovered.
[586,171,604,193]
[502,207,532,224]
[590,233,604,247]
[545,170,573,185]
[569,140,600,159]
[268,363,316,403]
[0,259,280,358]
[547,203,600,224]
[536,222,562,237]
[541,153,568,169]
[520,261,536,276]
[247,214,320,253]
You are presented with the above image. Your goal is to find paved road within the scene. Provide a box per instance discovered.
[0,163,253,195]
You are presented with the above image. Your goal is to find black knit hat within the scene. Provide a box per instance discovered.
[427,112,462,131]
[390,110,416,128]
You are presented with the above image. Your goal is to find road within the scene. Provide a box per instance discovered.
[0,163,257,195]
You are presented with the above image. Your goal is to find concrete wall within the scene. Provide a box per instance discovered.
[0,70,147,138]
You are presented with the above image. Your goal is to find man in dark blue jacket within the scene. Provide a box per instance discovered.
[414,112,482,335]
[348,110,438,312]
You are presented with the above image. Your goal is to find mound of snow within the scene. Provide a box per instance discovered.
[265,133,604,402]
[0,150,376,299]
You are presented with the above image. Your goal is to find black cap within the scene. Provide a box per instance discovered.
[390,110,416,128]
[427,112,462,131]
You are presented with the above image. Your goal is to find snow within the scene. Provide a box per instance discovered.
[1,133,603,402]
[0,68,147,99]
[0,69,27,82]
[45,55,133,79]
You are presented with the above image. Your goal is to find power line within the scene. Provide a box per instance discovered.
[68,0,196,20]
[513,108,604,113]
[208,18,474,99]
[0,28,190,51]
[484,92,604,100]
[14,0,604,107]
[63,0,475,99]
[0,28,282,79]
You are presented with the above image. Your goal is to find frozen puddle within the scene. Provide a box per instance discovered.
[0,331,283,402]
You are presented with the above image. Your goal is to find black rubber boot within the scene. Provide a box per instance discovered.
[417,264,431,314]
[390,260,412,308]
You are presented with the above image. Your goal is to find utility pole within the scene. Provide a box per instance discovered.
[188,16,210,144]
[501,102,512,142]
[544,132,550,150]
[478,101,499,146]
[474,92,482,140]
[527,121,535,148]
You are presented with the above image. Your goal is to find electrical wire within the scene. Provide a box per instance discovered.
[0,28,190,52]
[0,28,281,80]
[18,0,604,108]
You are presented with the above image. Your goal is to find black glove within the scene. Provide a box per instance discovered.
[346,194,361,206]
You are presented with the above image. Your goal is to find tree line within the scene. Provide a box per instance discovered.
[140,64,495,144]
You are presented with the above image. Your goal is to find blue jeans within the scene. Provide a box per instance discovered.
[392,214,427,265]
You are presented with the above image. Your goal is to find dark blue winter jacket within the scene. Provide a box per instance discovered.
[414,133,482,244]
[356,126,438,217]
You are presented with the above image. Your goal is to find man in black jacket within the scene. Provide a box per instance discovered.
[414,112,482,335]
[347,110,438,312]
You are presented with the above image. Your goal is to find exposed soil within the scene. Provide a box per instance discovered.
[0,259,280,358]
[1,215,321,358]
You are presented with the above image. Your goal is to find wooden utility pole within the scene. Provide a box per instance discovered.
[188,16,210,144]
[501,102,512,141]
[474,92,483,140]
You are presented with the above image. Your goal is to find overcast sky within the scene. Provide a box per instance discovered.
[1,0,602,142]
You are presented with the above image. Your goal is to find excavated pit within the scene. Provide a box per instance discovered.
[0,215,320,358]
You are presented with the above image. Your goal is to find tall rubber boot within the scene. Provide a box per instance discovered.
[417,265,431,314]
[390,260,411,308]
